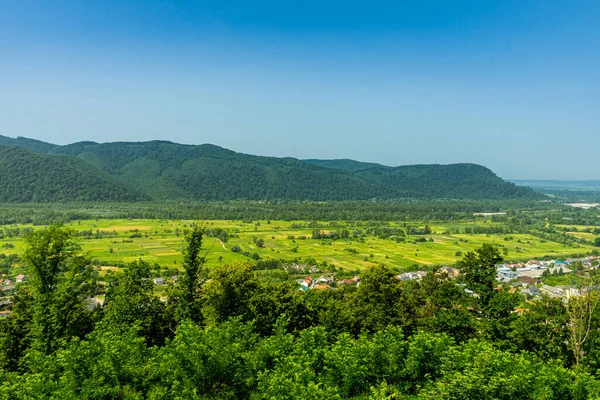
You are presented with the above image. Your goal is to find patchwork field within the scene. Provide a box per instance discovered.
[0,218,597,273]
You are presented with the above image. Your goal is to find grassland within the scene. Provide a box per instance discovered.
[1,218,598,274]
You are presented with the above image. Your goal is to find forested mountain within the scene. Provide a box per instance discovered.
[0,135,541,201]
[0,145,149,202]
[303,158,381,171]
[0,135,59,154]
[304,159,535,199]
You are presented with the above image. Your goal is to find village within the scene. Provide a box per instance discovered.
[288,255,600,304]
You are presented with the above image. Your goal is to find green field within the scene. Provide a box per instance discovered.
[1,218,597,273]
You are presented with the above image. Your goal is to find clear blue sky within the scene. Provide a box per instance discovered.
[0,0,598,179]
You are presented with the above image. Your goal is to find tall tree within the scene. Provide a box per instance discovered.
[170,226,205,324]
[21,225,94,355]
[569,276,600,366]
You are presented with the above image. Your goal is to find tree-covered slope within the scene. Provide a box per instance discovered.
[0,134,59,154]
[353,163,536,199]
[0,145,149,202]
[45,141,394,200]
[303,158,382,171]
[0,135,542,201]
[306,159,537,199]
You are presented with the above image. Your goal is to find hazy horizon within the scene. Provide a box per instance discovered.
[1,1,598,180]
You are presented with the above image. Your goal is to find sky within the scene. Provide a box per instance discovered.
[0,0,598,179]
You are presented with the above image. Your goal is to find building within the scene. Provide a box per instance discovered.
[518,276,540,287]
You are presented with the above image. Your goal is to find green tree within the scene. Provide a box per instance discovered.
[103,260,172,347]
[460,243,502,305]
[201,263,259,326]
[22,225,95,355]
[345,265,414,335]
[0,287,33,371]
[170,226,205,324]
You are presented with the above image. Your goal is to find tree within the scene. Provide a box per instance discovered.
[103,260,172,347]
[201,263,259,326]
[170,226,205,324]
[0,286,33,371]
[568,276,600,366]
[22,225,95,355]
[508,297,570,363]
[460,243,503,305]
[345,265,413,335]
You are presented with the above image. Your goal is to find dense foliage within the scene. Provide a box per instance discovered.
[0,199,555,225]
[306,159,536,199]
[0,135,540,201]
[0,145,149,202]
[2,225,600,398]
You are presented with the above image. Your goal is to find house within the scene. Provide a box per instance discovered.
[519,276,540,287]
[396,271,428,281]
[296,279,310,288]
[153,277,165,285]
[317,275,334,284]
[439,267,460,278]
[0,310,10,318]
[556,285,581,299]
[539,285,563,298]
[497,267,518,279]
[171,276,178,283]
[314,284,330,290]
[16,274,27,283]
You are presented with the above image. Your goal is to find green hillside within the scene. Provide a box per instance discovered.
[353,163,535,199]
[306,159,536,199]
[0,135,542,201]
[0,135,59,154]
[303,158,381,171]
[0,145,149,202]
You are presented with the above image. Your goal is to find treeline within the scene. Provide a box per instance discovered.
[2,226,600,398]
[0,199,558,225]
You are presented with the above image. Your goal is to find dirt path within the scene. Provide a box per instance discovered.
[217,238,227,250]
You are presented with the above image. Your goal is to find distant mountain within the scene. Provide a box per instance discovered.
[0,145,149,202]
[306,159,536,199]
[0,135,542,202]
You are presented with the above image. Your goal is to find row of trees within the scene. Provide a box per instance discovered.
[0,198,553,225]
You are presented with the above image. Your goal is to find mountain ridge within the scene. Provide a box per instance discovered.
[0,134,541,202]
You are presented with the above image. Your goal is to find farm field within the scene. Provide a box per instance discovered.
[0,218,597,273]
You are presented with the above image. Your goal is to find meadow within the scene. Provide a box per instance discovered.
[1,218,597,273]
